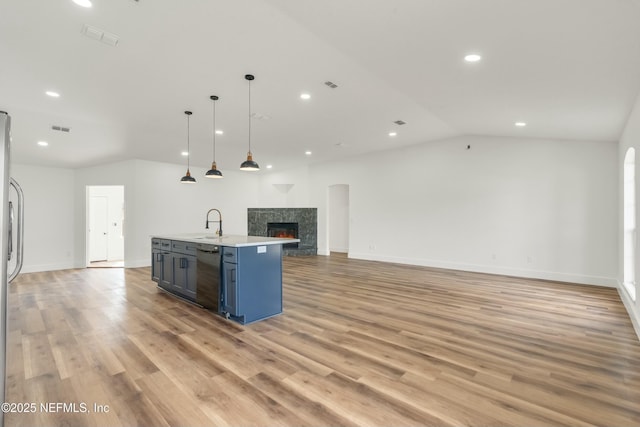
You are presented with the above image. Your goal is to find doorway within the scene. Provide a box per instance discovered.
[87,185,125,268]
[623,148,636,301]
[328,184,349,255]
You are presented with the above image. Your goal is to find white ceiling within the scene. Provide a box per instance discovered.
[2,0,640,171]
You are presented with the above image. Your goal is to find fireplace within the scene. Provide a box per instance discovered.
[249,208,317,256]
[267,222,299,249]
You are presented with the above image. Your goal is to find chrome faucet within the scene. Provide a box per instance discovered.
[205,208,223,236]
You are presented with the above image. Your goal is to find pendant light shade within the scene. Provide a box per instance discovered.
[180,111,196,184]
[240,74,260,171]
[180,170,196,183]
[205,95,223,178]
[240,153,259,171]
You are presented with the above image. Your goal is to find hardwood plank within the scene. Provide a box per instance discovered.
[40,307,72,333]
[98,371,170,427]
[5,329,26,403]
[4,256,639,427]
[22,308,46,334]
[357,371,506,427]
[21,333,58,380]
[104,334,160,381]
[248,372,359,427]
[135,371,213,426]
[67,369,125,427]
[77,332,126,377]
[283,370,447,426]
[208,371,309,426]
[47,331,89,380]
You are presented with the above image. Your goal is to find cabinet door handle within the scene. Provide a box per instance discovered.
[156,253,163,262]
[180,258,188,269]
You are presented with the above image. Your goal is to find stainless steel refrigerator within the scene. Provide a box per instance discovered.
[1,111,24,426]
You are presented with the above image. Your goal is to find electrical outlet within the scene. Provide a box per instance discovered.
[491,253,496,260]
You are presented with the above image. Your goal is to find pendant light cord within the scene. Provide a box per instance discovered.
[212,99,216,162]
[187,113,191,170]
[248,78,252,153]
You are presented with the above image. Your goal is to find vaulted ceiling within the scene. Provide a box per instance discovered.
[2,0,640,171]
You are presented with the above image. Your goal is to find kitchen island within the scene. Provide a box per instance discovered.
[151,234,299,324]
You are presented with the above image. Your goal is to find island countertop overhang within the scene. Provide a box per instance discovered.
[151,233,300,247]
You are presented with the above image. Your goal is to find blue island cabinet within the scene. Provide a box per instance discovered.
[221,244,283,324]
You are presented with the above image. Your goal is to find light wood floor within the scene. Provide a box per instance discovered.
[5,254,640,426]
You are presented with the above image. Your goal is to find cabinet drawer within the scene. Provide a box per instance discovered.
[171,240,197,256]
[152,238,171,249]
[222,247,237,263]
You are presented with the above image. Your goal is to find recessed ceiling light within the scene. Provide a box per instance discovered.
[266,164,273,169]
[72,0,92,7]
[464,54,482,63]
[45,91,60,98]
[181,151,189,156]
[215,130,223,135]
[389,132,397,137]
[515,122,527,127]
[300,93,311,100]
[305,151,312,155]
[37,141,49,147]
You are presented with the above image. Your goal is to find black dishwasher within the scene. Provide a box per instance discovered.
[195,243,221,312]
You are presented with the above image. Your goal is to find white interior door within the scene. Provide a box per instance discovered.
[89,196,108,262]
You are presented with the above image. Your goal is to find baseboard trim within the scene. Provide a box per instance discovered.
[347,252,617,287]
[19,262,76,274]
[617,280,640,341]
[329,247,348,254]
[125,259,150,268]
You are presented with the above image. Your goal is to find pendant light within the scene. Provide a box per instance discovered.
[205,95,223,178]
[180,111,196,184]
[240,74,260,171]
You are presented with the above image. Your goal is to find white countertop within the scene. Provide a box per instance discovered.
[151,233,300,247]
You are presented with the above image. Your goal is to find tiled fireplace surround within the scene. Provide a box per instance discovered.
[248,208,317,256]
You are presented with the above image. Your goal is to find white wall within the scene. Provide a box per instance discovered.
[256,166,311,207]
[10,164,75,272]
[75,159,260,268]
[329,184,349,253]
[307,135,618,286]
[618,90,640,338]
[13,135,620,298]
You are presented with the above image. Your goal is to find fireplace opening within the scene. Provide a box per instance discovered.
[267,222,299,248]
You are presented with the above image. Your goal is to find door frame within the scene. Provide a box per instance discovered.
[85,185,125,267]
[327,184,350,256]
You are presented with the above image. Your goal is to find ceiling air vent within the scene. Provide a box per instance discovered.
[394,120,406,125]
[324,81,338,89]
[81,24,119,47]
[51,125,71,133]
